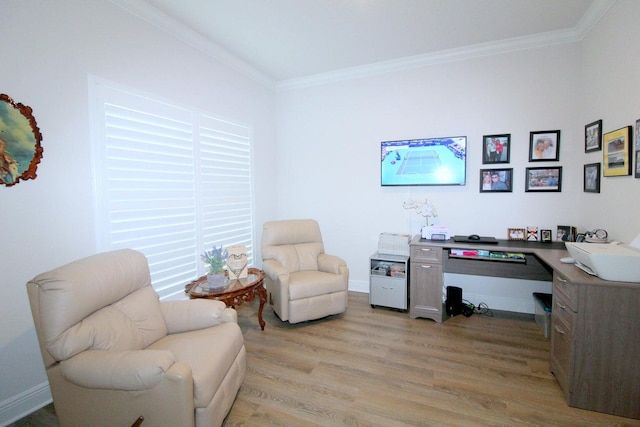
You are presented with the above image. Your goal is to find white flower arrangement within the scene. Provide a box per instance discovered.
[402,198,438,226]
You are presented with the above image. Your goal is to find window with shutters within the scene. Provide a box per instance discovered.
[90,78,254,299]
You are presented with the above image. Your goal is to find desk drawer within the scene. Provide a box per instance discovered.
[553,272,577,312]
[553,294,575,331]
[411,245,442,263]
[551,309,574,397]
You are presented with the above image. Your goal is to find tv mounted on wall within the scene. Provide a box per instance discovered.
[381,136,467,186]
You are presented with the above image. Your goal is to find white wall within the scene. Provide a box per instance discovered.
[275,2,640,297]
[0,1,277,424]
[276,44,583,293]
[579,0,640,239]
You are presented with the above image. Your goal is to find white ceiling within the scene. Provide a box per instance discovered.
[119,0,613,84]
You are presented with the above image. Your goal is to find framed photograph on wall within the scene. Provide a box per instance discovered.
[525,167,562,192]
[480,168,512,192]
[584,163,600,193]
[482,134,510,164]
[585,120,602,152]
[603,126,632,177]
[529,130,560,161]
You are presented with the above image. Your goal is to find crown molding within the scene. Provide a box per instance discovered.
[277,0,617,92]
[574,0,616,39]
[276,31,576,92]
[109,0,276,91]
[109,0,616,93]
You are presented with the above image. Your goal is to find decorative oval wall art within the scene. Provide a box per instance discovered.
[0,94,43,187]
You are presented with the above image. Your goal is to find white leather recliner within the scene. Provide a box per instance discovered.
[261,219,349,324]
[26,249,245,427]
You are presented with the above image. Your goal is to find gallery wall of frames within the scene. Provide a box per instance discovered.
[480,119,639,242]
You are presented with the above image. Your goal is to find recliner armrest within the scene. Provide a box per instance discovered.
[262,259,289,280]
[161,299,237,334]
[318,253,347,275]
[60,349,179,391]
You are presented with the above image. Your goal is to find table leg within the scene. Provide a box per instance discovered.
[256,285,267,331]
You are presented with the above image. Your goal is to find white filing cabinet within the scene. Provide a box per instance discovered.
[369,252,409,310]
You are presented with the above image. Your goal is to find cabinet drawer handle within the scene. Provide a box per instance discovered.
[556,302,567,310]
[557,277,568,283]
[554,325,565,335]
[420,248,432,252]
[420,265,432,269]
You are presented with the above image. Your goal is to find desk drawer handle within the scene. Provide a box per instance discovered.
[557,277,568,283]
[554,325,565,335]
[420,265,432,269]
[556,302,567,310]
[420,248,432,252]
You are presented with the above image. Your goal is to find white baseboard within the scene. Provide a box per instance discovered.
[348,279,369,293]
[0,382,51,427]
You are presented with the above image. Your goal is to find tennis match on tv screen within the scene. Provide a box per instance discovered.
[381,136,466,186]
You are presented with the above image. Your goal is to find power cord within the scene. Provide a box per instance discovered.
[474,302,494,317]
[462,299,494,317]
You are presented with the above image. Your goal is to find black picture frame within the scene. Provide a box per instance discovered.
[585,120,602,152]
[482,134,510,164]
[584,162,600,193]
[529,130,560,161]
[525,167,562,192]
[480,168,512,192]
[540,229,552,243]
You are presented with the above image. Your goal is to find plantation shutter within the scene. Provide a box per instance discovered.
[91,79,253,299]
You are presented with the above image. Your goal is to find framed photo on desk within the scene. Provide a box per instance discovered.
[508,228,526,240]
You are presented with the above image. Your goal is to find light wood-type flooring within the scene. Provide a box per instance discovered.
[10,292,640,426]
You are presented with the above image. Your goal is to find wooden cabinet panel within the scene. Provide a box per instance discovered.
[550,272,640,419]
[550,287,575,402]
[409,242,443,322]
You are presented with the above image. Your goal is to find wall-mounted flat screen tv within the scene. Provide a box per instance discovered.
[381,136,467,186]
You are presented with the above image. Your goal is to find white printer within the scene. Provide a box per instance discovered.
[565,238,640,282]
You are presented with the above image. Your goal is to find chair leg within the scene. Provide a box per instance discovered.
[131,416,144,427]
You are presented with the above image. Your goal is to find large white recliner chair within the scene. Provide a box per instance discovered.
[261,219,349,324]
[26,249,246,427]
